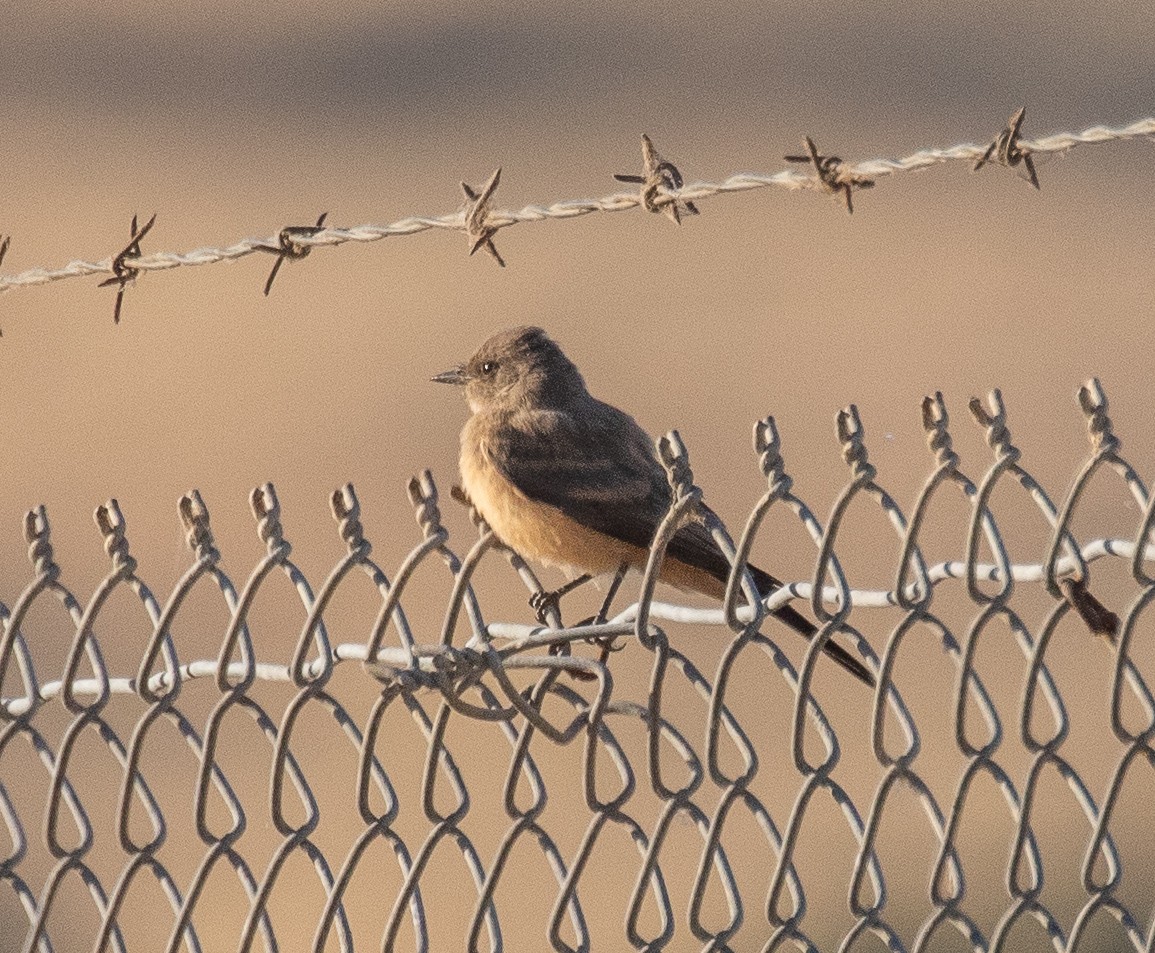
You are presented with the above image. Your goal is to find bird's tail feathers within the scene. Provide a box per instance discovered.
[745,564,876,688]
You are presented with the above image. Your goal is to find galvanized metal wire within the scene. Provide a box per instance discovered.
[0,114,1151,299]
[2,380,1154,952]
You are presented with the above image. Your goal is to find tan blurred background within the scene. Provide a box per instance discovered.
[1,1,1153,950]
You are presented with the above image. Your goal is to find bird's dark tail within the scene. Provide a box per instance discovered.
[746,565,876,688]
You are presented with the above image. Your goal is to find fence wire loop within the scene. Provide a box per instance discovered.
[24,505,56,582]
[179,489,216,560]
[95,499,135,573]
[4,382,1155,952]
[251,482,288,556]
[633,430,701,647]
[1078,377,1117,453]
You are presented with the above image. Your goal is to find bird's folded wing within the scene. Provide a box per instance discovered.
[489,408,734,579]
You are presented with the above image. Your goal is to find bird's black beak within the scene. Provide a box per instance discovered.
[432,365,467,386]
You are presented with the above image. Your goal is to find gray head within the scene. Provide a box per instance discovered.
[433,326,588,413]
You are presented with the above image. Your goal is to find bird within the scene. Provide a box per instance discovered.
[433,326,874,686]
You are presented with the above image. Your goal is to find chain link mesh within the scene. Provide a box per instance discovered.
[2,380,1153,952]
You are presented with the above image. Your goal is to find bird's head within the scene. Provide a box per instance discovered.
[433,326,587,413]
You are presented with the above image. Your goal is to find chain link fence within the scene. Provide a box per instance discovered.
[2,380,1153,952]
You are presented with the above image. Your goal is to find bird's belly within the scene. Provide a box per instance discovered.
[460,445,637,575]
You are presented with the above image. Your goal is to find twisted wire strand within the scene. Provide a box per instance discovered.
[0,116,1150,295]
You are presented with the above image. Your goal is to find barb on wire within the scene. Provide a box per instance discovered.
[614,132,700,224]
[0,115,1151,301]
[974,106,1040,190]
[785,135,875,214]
[462,169,505,266]
[97,212,157,324]
[257,211,328,296]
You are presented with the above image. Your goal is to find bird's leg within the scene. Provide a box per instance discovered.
[530,573,594,625]
[582,562,630,662]
[550,562,631,681]
[591,562,629,625]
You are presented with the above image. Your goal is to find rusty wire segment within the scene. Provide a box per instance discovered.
[0,114,1151,296]
[257,211,329,296]
[461,169,506,267]
[974,107,1041,190]
[614,133,701,224]
[2,380,1155,952]
[784,136,875,214]
[96,213,157,324]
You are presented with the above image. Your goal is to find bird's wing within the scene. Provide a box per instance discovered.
[489,405,733,577]
[489,404,670,549]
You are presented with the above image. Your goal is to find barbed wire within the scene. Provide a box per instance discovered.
[0,110,1151,317]
[3,379,1155,951]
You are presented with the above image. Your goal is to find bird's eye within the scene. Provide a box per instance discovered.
[481,361,498,375]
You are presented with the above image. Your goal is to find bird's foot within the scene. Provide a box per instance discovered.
[530,589,564,625]
[587,633,626,663]
[548,640,597,681]
[529,573,594,626]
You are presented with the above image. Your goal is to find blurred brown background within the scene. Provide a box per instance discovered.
[1,1,1152,950]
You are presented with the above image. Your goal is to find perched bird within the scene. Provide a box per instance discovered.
[433,326,874,686]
